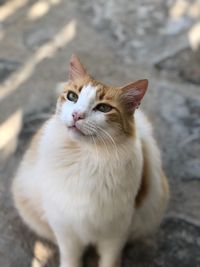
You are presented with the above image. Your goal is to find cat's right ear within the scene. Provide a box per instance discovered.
[68,54,87,81]
[120,79,148,112]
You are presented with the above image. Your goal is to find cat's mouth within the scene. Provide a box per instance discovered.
[68,121,97,137]
[68,124,85,136]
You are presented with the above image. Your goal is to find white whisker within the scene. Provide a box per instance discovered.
[91,134,99,162]
[88,122,120,161]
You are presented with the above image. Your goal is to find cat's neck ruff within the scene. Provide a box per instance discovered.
[40,116,140,167]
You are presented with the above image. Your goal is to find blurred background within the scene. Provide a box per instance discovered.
[0,0,200,266]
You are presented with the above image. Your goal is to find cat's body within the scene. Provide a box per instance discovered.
[12,55,169,267]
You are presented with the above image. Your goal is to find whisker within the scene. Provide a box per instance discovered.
[88,122,120,161]
[80,123,100,162]
[95,133,110,158]
[91,134,99,162]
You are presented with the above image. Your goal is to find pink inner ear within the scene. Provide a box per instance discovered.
[69,54,87,80]
[121,79,148,110]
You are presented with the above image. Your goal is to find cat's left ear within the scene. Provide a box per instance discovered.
[68,54,87,80]
[120,79,148,111]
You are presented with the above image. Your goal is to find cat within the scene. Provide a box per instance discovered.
[12,55,169,267]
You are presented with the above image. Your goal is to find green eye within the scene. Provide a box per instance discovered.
[95,103,112,113]
[66,91,78,102]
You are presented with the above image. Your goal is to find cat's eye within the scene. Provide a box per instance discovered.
[66,91,78,102]
[95,103,112,113]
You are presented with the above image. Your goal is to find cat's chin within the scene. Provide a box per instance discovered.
[68,125,85,135]
[67,125,93,142]
[67,126,85,139]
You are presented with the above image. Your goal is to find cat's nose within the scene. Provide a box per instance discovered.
[72,111,85,122]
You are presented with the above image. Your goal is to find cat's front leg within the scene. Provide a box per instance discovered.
[55,230,84,267]
[98,238,125,267]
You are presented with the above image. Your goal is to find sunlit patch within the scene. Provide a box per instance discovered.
[169,0,189,19]
[188,22,200,50]
[50,0,61,5]
[0,0,28,22]
[169,0,200,20]
[0,109,22,150]
[28,1,49,20]
[0,109,22,163]
[0,20,76,101]
[31,241,52,267]
[27,0,61,21]
[188,2,200,18]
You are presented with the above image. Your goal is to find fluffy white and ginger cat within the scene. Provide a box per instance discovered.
[12,55,169,267]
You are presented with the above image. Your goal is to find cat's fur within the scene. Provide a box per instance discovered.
[12,55,169,267]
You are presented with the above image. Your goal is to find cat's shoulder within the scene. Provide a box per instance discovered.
[134,110,153,139]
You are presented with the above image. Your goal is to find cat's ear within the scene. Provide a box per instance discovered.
[68,54,87,80]
[120,79,148,111]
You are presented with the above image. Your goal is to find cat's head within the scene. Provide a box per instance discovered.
[56,55,148,144]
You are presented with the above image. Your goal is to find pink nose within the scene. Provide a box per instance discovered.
[72,111,85,122]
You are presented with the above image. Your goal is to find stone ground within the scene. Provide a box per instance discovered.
[0,0,200,266]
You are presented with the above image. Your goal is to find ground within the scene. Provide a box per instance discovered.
[0,0,200,267]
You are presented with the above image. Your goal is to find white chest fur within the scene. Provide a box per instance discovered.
[36,118,143,243]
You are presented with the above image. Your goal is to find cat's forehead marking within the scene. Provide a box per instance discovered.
[80,83,97,101]
[76,83,97,110]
